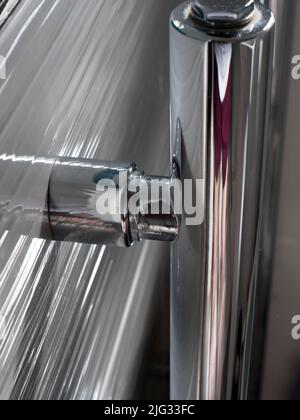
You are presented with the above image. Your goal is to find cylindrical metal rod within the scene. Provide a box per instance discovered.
[49,158,138,247]
[170,0,274,400]
[0,154,55,239]
[0,155,178,247]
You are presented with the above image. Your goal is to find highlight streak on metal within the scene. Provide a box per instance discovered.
[0,0,177,399]
[0,0,20,29]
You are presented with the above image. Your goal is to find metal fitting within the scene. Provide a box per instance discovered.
[191,0,256,28]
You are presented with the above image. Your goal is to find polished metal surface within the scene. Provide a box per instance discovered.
[128,173,179,244]
[170,1,274,400]
[49,158,178,246]
[0,0,178,400]
[0,154,54,240]
[244,0,298,399]
[1,0,295,401]
[172,1,273,40]
[191,0,255,28]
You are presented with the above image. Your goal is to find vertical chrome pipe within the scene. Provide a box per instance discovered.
[170,0,274,400]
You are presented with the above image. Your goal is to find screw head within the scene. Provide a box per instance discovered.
[191,0,256,28]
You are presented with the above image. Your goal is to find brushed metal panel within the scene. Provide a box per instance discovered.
[0,0,179,400]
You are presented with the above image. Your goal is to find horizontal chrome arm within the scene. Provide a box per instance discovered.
[0,155,178,247]
[0,0,276,401]
[170,0,275,400]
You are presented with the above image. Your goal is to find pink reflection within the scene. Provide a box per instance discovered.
[208,43,233,399]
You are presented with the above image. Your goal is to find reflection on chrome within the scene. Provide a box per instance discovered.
[0,0,278,401]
